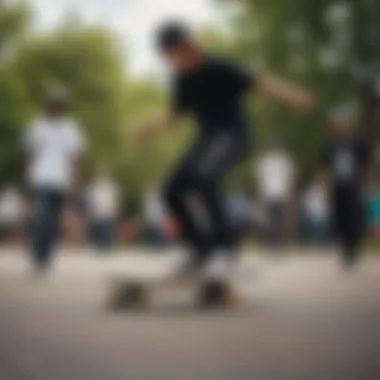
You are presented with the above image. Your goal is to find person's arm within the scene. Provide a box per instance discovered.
[133,112,180,144]
[22,124,35,190]
[134,75,187,144]
[73,153,84,188]
[69,124,86,199]
[219,60,313,109]
[255,74,313,109]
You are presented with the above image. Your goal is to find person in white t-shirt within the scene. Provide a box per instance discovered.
[302,178,330,243]
[24,88,85,271]
[86,173,120,252]
[256,138,296,249]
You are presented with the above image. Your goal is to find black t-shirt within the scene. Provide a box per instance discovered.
[172,56,255,136]
[323,137,370,191]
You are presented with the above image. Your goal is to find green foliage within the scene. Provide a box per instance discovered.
[0,2,189,201]
[218,0,380,180]
[3,0,378,205]
[0,1,30,53]
[0,2,31,184]
[14,25,128,160]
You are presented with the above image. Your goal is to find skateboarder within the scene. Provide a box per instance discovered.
[135,21,313,278]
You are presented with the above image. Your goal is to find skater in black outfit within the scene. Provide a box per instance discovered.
[322,112,372,267]
[135,21,313,278]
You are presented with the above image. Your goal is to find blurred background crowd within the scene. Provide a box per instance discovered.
[0,137,379,253]
[0,0,380,255]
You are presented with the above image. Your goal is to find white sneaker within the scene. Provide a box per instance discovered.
[202,251,234,281]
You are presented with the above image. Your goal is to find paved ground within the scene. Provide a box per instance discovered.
[0,248,379,380]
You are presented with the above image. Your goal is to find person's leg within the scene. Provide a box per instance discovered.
[263,202,271,246]
[278,202,289,246]
[272,202,284,250]
[266,202,280,251]
[30,189,54,270]
[344,197,365,266]
[41,190,63,266]
[88,220,96,248]
[335,189,362,267]
[107,219,116,250]
[334,199,347,263]
[30,189,44,268]
[341,228,360,267]
[191,133,246,256]
[196,177,234,251]
[314,219,326,245]
[94,221,104,250]
[100,219,114,252]
[163,140,211,264]
[92,220,106,251]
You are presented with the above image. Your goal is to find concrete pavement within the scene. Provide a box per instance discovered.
[0,249,379,380]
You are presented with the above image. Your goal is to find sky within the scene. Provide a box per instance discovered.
[25,0,226,76]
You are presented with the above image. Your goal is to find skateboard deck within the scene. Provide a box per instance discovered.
[106,273,242,310]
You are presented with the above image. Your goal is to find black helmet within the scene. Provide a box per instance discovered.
[155,21,190,53]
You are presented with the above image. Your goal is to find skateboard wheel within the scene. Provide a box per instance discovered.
[197,280,239,308]
[107,281,149,310]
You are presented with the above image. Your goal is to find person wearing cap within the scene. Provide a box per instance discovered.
[135,21,313,278]
[322,110,372,267]
[24,87,86,273]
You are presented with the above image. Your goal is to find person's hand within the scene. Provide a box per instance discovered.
[258,75,314,110]
[65,179,81,206]
[65,187,77,206]
[132,121,157,145]
[289,90,314,110]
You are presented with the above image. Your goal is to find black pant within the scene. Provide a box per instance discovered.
[164,133,248,263]
[31,188,63,269]
[332,186,365,264]
[266,200,287,249]
[89,219,115,252]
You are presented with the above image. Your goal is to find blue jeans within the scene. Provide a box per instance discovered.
[31,188,63,269]
[303,214,328,243]
[89,219,115,252]
[142,224,167,248]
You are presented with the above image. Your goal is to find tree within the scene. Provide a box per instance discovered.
[0,1,29,58]
[218,0,380,178]
[0,2,170,203]
[0,2,31,184]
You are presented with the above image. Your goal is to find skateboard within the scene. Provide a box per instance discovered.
[106,274,242,310]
